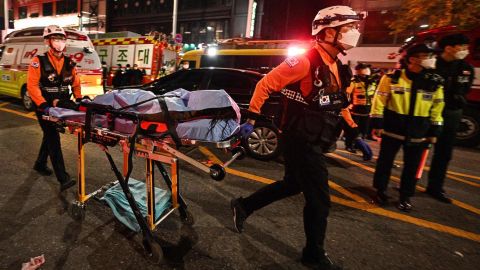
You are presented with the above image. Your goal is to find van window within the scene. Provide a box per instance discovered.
[473,38,480,61]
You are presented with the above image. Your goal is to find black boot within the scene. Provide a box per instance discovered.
[425,188,452,204]
[301,249,342,270]
[374,190,389,206]
[397,196,413,212]
[33,162,53,176]
[231,198,248,233]
[59,173,76,191]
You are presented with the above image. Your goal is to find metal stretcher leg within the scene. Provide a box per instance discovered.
[104,139,163,263]
[154,160,194,225]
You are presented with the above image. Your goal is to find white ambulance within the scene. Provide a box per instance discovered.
[0,27,103,110]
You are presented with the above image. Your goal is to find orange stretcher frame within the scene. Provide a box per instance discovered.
[42,115,244,262]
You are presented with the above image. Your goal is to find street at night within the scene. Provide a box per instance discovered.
[0,98,478,269]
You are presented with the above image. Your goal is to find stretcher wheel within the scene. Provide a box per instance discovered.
[69,201,86,221]
[144,240,163,264]
[232,146,246,160]
[209,164,226,181]
[180,209,195,225]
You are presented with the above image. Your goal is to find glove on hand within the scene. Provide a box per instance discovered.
[239,122,254,139]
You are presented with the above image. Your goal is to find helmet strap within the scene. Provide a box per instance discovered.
[316,28,347,56]
[48,39,64,56]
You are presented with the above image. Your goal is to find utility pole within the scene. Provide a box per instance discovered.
[172,0,178,36]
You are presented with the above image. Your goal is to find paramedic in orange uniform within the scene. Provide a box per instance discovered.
[28,25,81,191]
[230,6,366,269]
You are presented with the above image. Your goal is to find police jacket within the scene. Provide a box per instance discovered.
[435,57,474,110]
[370,69,445,141]
[346,75,377,116]
[248,44,351,146]
[27,50,81,110]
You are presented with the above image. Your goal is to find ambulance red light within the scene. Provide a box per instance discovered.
[287,46,306,56]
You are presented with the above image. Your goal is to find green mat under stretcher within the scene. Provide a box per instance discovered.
[100,178,171,232]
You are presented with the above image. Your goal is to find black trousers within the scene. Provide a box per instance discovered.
[352,114,370,138]
[35,111,69,182]
[373,136,424,198]
[428,109,463,193]
[241,131,330,259]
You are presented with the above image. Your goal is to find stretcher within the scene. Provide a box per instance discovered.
[42,89,245,263]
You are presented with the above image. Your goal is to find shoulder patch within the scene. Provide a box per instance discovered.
[284,57,300,68]
[31,61,39,68]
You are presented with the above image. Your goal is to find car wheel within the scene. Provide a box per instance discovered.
[21,86,34,111]
[456,106,480,147]
[243,122,281,160]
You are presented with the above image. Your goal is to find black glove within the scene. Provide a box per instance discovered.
[57,100,79,110]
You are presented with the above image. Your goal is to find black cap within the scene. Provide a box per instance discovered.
[406,43,435,57]
[438,33,470,49]
[355,62,371,70]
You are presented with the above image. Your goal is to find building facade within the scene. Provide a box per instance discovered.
[107,0,263,45]
[8,0,106,34]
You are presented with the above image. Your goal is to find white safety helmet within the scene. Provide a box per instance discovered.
[312,6,367,36]
[43,25,66,39]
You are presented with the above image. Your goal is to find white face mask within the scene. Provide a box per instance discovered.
[420,57,436,69]
[51,40,66,52]
[454,50,469,60]
[338,29,361,50]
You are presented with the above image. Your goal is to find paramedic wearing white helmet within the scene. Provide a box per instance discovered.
[27,25,82,191]
[231,6,366,269]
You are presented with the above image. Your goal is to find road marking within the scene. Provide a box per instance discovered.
[199,147,480,243]
[331,196,480,243]
[0,107,36,120]
[198,146,275,184]
[328,152,480,216]
[336,148,480,182]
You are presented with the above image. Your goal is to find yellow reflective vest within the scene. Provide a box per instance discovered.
[346,77,377,116]
[370,69,445,140]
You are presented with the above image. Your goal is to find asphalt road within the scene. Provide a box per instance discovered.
[0,97,479,270]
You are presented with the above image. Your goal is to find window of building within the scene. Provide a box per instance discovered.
[57,0,78,15]
[43,2,53,16]
[18,6,28,19]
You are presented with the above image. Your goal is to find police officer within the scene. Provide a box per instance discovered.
[27,25,81,191]
[231,6,366,269]
[370,43,445,211]
[427,34,475,203]
[347,63,377,139]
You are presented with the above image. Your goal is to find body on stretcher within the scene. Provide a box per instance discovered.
[42,88,245,262]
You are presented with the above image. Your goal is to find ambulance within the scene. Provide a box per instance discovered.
[0,27,103,111]
[92,35,180,85]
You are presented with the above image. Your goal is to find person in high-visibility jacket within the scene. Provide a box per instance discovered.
[346,63,378,140]
[230,5,366,269]
[370,43,445,211]
[28,25,81,191]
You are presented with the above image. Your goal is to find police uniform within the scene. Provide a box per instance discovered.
[27,50,81,185]
[371,68,444,203]
[427,38,475,198]
[235,44,351,260]
[347,74,377,136]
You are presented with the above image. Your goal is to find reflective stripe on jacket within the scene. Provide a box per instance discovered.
[370,69,444,140]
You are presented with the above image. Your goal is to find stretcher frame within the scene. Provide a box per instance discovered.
[43,113,243,262]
